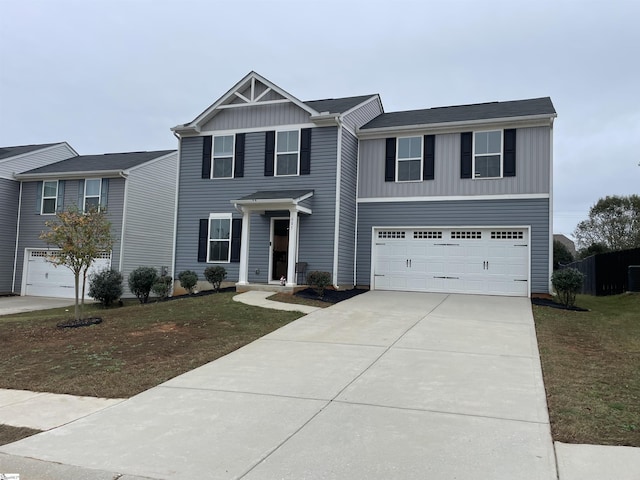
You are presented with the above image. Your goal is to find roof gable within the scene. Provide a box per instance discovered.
[0,143,66,161]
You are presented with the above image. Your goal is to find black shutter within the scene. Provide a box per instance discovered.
[100,178,109,210]
[460,132,473,179]
[197,219,208,262]
[423,135,435,180]
[202,136,212,179]
[230,218,242,262]
[234,133,245,178]
[35,181,43,213]
[300,128,312,175]
[264,131,275,176]
[56,180,65,212]
[503,129,517,177]
[385,138,396,182]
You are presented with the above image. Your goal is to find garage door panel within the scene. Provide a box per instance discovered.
[373,228,529,297]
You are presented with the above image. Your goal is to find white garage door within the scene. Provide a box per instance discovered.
[24,250,112,298]
[373,228,529,296]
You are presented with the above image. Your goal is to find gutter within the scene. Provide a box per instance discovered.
[14,170,128,181]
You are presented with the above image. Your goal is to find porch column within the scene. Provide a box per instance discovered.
[237,207,250,285]
[286,208,299,286]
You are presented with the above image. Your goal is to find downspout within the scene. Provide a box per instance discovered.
[12,181,23,294]
[170,131,182,296]
[332,117,343,288]
[548,117,555,295]
[118,169,129,276]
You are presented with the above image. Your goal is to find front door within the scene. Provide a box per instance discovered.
[271,218,289,282]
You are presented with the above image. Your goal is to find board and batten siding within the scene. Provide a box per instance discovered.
[174,127,339,285]
[356,198,550,293]
[14,178,125,294]
[0,143,76,180]
[341,97,383,132]
[120,153,178,296]
[336,129,359,286]
[0,178,19,292]
[358,127,551,198]
[200,103,311,132]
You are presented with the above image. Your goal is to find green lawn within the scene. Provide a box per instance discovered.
[533,293,640,446]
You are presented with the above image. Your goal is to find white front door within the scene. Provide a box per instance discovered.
[24,250,112,298]
[373,228,529,296]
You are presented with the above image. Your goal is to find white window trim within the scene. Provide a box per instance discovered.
[473,129,503,180]
[395,136,423,183]
[83,178,102,212]
[207,212,232,263]
[275,129,300,177]
[211,134,235,179]
[41,180,58,215]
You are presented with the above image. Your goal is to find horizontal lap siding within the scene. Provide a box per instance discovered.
[0,179,19,292]
[120,154,178,296]
[200,104,311,131]
[174,127,338,284]
[0,144,76,179]
[356,198,550,293]
[337,129,358,286]
[342,98,383,132]
[358,127,550,198]
[14,178,125,294]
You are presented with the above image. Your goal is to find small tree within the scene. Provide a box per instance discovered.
[553,240,574,270]
[307,271,332,298]
[204,266,227,292]
[151,275,172,300]
[128,267,158,304]
[178,270,198,294]
[551,268,585,308]
[89,268,123,307]
[40,206,113,320]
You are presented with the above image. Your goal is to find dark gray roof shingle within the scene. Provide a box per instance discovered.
[20,150,176,175]
[361,97,556,130]
[304,95,377,114]
[0,143,62,161]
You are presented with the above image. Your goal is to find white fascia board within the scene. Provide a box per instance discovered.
[180,123,317,137]
[357,193,550,203]
[356,114,557,139]
[170,124,200,135]
[14,170,125,180]
[309,113,341,126]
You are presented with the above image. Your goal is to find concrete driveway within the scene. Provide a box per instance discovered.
[0,295,77,315]
[0,291,556,479]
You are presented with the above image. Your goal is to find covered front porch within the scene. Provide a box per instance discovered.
[232,190,313,290]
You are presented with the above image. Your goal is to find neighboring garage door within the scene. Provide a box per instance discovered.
[373,228,529,296]
[24,250,112,298]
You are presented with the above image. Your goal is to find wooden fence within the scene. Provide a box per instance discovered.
[564,247,640,296]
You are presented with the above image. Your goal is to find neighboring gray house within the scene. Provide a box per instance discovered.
[12,150,178,298]
[172,71,556,297]
[0,143,77,294]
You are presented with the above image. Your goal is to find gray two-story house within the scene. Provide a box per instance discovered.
[172,72,556,297]
[12,150,178,298]
[0,142,78,294]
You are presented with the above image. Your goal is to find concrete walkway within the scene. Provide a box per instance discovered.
[0,296,78,315]
[0,291,637,479]
[233,290,320,313]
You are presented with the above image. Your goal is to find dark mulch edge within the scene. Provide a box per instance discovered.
[57,317,103,328]
[164,286,236,302]
[531,297,589,312]
[294,288,368,304]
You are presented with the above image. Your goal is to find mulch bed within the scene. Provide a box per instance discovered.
[57,317,103,328]
[531,297,589,312]
[163,286,236,301]
[294,288,368,304]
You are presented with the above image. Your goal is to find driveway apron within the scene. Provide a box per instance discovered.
[0,291,557,480]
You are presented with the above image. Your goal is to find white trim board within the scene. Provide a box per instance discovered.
[357,193,550,203]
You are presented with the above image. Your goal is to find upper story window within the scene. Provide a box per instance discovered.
[208,213,232,262]
[84,179,102,212]
[212,135,234,178]
[396,136,422,182]
[474,130,502,178]
[276,130,299,176]
[41,180,58,214]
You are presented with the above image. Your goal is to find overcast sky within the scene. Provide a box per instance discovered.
[1,0,638,239]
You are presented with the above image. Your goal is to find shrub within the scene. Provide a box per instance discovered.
[551,268,585,307]
[306,271,332,297]
[88,268,123,307]
[204,266,227,292]
[128,267,158,304]
[151,275,172,300]
[178,270,198,294]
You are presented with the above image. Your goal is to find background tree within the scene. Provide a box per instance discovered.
[574,195,640,252]
[40,206,114,320]
[553,239,574,269]
[577,242,609,259]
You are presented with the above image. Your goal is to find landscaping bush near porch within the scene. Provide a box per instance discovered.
[533,293,640,446]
